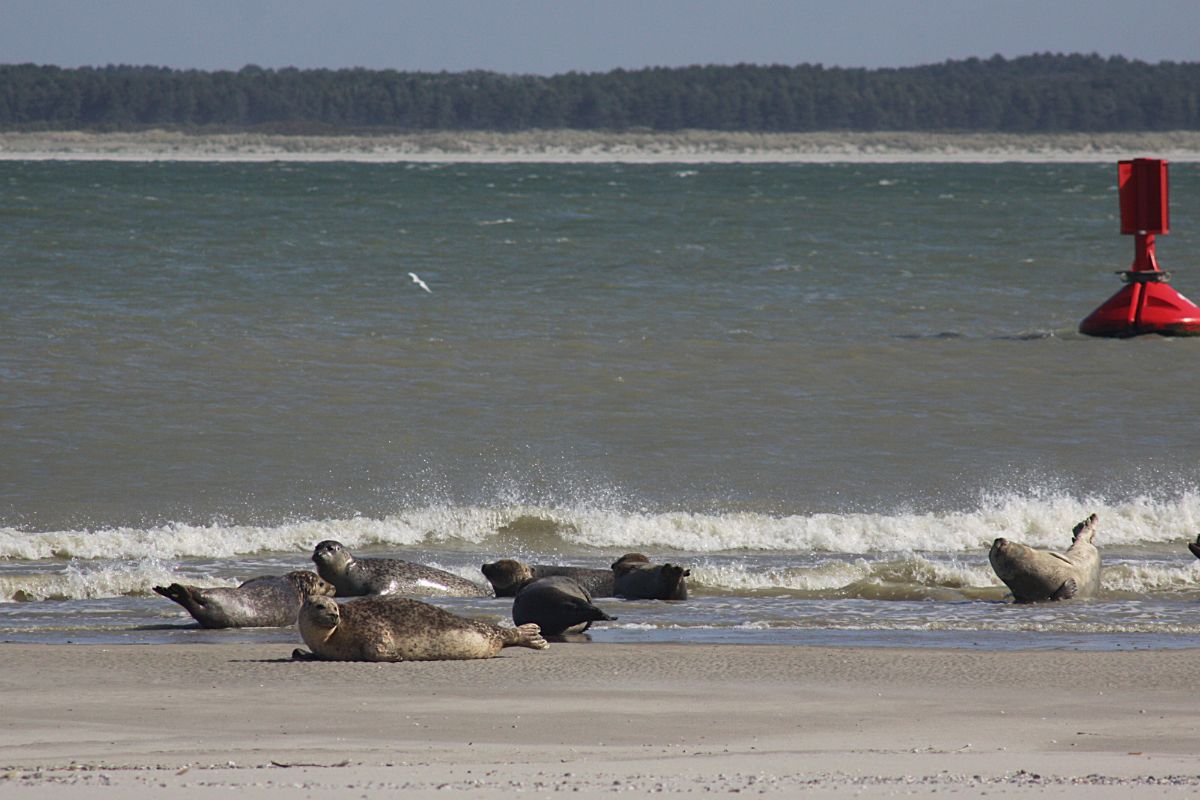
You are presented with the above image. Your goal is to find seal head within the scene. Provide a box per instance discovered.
[481,559,537,597]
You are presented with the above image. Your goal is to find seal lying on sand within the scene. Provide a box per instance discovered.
[988,513,1101,603]
[611,553,691,600]
[512,576,617,636]
[311,540,490,598]
[153,571,334,628]
[293,595,547,661]
[481,558,615,598]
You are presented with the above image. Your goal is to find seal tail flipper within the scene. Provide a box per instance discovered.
[1050,578,1078,601]
[586,606,617,623]
[571,598,617,624]
[1071,513,1099,544]
[153,583,203,614]
[1190,536,1200,560]
[505,622,549,650]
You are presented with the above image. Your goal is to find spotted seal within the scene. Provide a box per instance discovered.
[153,570,334,628]
[481,558,615,598]
[611,553,690,600]
[293,595,547,661]
[988,513,1101,602]
[311,540,490,597]
[511,575,617,636]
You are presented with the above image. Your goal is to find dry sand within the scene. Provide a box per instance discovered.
[3,129,1200,163]
[2,641,1198,798]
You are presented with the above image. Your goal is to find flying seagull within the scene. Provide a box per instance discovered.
[408,272,432,293]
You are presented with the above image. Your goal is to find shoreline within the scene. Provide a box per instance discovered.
[3,129,1200,163]
[3,641,1199,797]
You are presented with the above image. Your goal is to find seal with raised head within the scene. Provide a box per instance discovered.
[312,540,490,598]
[481,558,615,598]
[511,575,617,636]
[293,595,548,661]
[988,513,1102,603]
[611,553,690,600]
[153,570,334,629]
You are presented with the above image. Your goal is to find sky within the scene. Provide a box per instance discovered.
[2,0,1198,75]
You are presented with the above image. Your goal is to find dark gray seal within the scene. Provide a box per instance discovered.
[153,570,334,629]
[511,575,617,636]
[311,540,490,597]
[481,558,615,598]
[611,553,690,600]
[988,513,1102,603]
[293,595,547,661]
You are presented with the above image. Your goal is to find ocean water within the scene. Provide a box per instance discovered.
[3,159,1200,650]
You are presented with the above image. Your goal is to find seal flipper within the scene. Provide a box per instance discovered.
[1189,536,1200,560]
[567,600,617,633]
[504,622,549,651]
[291,648,322,661]
[1050,578,1078,601]
[572,598,616,623]
[153,583,204,614]
[1071,513,1098,544]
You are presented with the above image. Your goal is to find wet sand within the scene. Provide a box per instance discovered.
[3,129,1200,163]
[2,642,1199,798]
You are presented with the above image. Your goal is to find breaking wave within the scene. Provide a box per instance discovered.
[3,490,1197,561]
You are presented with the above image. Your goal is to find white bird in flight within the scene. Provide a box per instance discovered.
[408,272,432,293]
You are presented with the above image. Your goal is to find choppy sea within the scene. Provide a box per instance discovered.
[3,159,1200,650]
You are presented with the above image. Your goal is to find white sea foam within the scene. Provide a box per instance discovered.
[1102,561,1200,594]
[0,560,187,602]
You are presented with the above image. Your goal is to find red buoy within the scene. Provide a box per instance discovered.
[1079,158,1200,337]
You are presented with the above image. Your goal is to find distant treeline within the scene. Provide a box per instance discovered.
[3,54,1199,133]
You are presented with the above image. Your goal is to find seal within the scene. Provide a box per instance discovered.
[1188,534,1200,560]
[988,513,1102,603]
[153,570,334,629]
[481,558,615,598]
[611,552,691,600]
[293,595,548,661]
[311,540,490,597]
[511,575,617,636]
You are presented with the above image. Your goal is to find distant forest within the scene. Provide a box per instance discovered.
[2,54,1199,133]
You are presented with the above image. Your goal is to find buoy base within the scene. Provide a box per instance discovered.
[1079,279,1200,337]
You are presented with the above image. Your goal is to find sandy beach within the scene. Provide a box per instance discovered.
[2,642,1198,798]
[3,129,1200,163]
